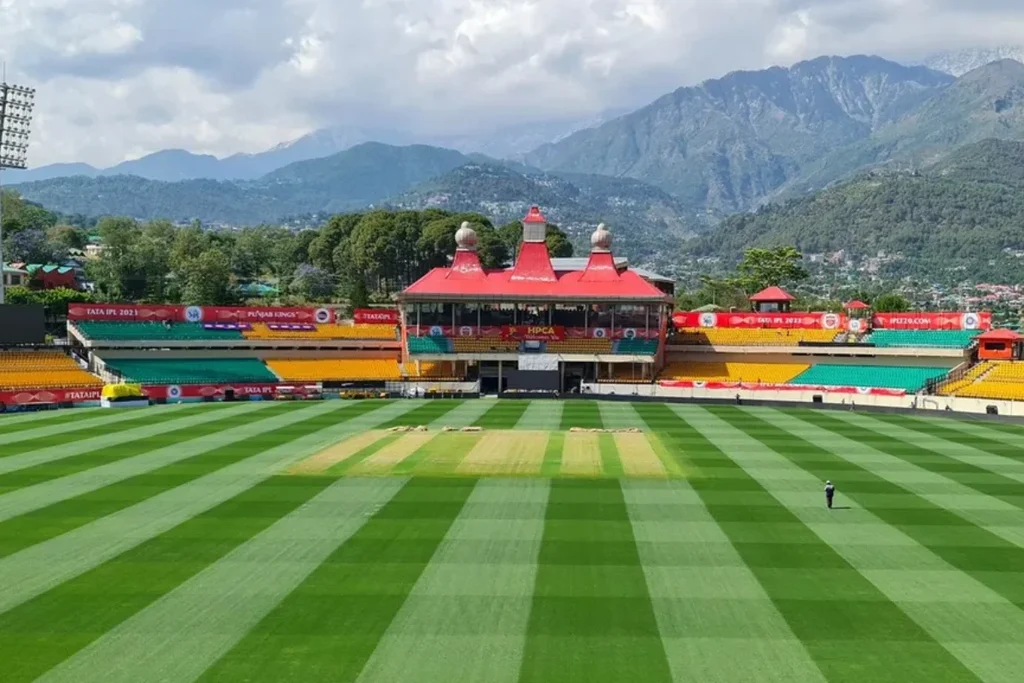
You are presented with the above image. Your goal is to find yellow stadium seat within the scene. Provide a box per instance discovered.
[451,338,520,353]
[266,358,404,382]
[546,339,614,354]
[0,351,103,390]
[659,361,809,384]
[244,324,397,341]
[949,361,1024,400]
[673,328,839,346]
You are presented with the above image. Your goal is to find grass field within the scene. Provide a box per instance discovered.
[1,398,1023,682]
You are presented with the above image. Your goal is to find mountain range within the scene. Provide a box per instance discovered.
[12,52,1024,271]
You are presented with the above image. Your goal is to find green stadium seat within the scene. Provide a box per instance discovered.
[614,339,658,355]
[103,358,278,384]
[76,322,244,341]
[788,364,949,392]
[408,336,452,354]
[866,330,978,349]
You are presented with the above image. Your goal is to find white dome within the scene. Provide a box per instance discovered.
[591,223,612,251]
[455,221,478,249]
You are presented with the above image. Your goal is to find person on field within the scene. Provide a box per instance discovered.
[825,480,836,509]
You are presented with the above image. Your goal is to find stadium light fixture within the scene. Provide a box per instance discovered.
[0,81,37,304]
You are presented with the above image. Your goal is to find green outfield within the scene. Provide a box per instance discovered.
[1,398,1023,682]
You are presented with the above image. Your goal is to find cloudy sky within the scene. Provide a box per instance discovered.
[3,0,1024,167]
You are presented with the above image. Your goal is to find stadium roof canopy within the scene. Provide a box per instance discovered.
[844,299,870,310]
[974,328,1023,342]
[401,208,671,304]
[749,286,796,302]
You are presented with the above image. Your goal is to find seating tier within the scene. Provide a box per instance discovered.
[76,322,243,341]
[674,328,839,346]
[867,330,978,349]
[788,364,949,392]
[104,358,278,385]
[660,362,809,384]
[0,351,102,390]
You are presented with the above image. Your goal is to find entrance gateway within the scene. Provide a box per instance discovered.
[398,207,672,393]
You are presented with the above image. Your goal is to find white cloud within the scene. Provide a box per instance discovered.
[4,0,1024,167]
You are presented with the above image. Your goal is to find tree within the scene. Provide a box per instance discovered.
[4,229,65,264]
[737,246,808,292]
[872,293,911,312]
[87,217,146,300]
[46,224,87,251]
[345,277,370,314]
[180,249,233,305]
[290,264,336,301]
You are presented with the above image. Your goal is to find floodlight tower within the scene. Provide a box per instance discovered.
[0,80,36,304]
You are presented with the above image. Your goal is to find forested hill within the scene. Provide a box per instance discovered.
[688,139,1024,272]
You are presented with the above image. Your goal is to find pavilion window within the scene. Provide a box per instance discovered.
[554,304,587,328]
[520,304,551,325]
[455,303,479,329]
[588,304,612,330]
[614,304,647,330]
[419,302,452,327]
[481,303,515,327]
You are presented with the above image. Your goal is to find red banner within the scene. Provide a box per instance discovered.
[190,306,334,324]
[871,312,991,331]
[68,304,182,321]
[658,380,906,396]
[0,387,104,405]
[70,305,336,324]
[143,383,281,400]
[673,312,845,330]
[354,309,399,324]
[503,325,565,341]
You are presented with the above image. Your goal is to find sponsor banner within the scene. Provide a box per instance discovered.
[871,312,992,331]
[658,380,906,396]
[503,325,565,341]
[354,308,400,324]
[70,305,335,324]
[673,312,846,330]
[0,387,104,405]
[194,306,334,324]
[143,383,280,400]
[411,325,654,339]
[68,304,183,321]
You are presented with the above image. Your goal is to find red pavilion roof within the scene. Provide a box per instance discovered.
[974,328,1023,342]
[844,299,870,310]
[749,286,796,302]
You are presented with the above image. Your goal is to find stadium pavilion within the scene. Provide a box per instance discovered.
[398,207,673,393]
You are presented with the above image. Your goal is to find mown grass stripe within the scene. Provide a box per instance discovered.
[731,407,1024,612]
[381,399,460,428]
[518,479,673,683]
[872,412,1024,467]
[473,399,530,429]
[33,477,408,683]
[598,434,625,477]
[698,405,1019,683]
[0,403,215,455]
[0,400,420,615]
[430,399,495,428]
[0,408,104,435]
[0,402,272,491]
[559,401,603,430]
[354,479,550,682]
[515,400,563,431]
[597,401,647,430]
[638,403,984,683]
[833,411,1024,496]
[0,475,340,683]
[410,433,483,476]
[193,477,477,683]
[539,432,565,478]
[621,478,828,683]
[908,413,1024,448]
[0,403,309,552]
[774,409,1024,549]
[327,434,403,475]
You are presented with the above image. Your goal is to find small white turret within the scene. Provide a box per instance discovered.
[455,221,478,250]
[591,223,612,252]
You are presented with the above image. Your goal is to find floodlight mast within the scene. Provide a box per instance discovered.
[0,81,36,304]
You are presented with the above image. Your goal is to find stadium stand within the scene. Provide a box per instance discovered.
[787,364,950,392]
[600,365,654,383]
[660,362,809,384]
[614,339,658,355]
[673,328,840,346]
[104,358,278,384]
[266,358,403,382]
[243,323,397,340]
[408,337,454,354]
[405,362,464,381]
[451,338,521,353]
[546,339,614,354]
[76,322,244,341]
[0,351,103,390]
[866,330,979,349]
[942,362,1024,400]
